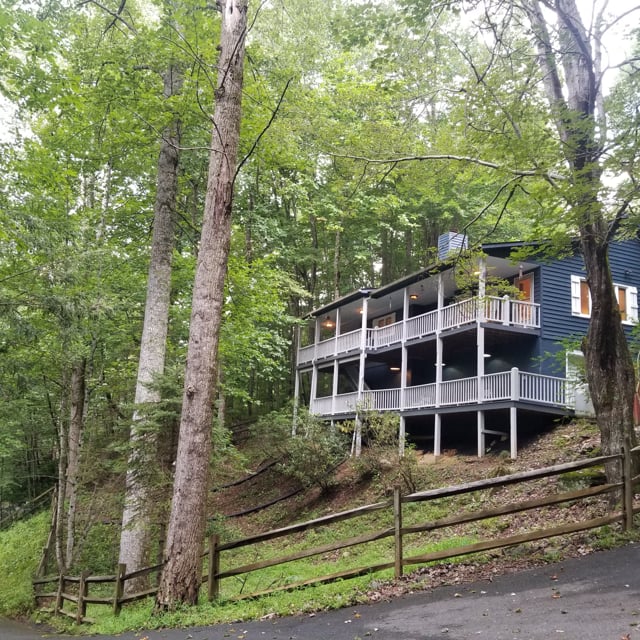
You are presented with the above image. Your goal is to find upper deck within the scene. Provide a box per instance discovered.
[297,295,540,367]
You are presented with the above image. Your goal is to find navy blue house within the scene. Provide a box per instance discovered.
[294,234,640,458]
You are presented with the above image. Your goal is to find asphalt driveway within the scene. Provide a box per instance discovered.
[4,542,639,640]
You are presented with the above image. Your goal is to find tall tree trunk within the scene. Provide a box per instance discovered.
[155,0,247,610]
[54,368,70,573]
[119,64,182,591]
[65,358,86,568]
[526,0,638,479]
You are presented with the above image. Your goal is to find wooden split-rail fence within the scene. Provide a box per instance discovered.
[33,445,640,624]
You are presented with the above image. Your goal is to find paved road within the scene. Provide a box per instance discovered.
[3,542,639,640]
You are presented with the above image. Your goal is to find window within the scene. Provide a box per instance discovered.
[570,275,638,323]
[514,273,534,302]
[373,312,396,328]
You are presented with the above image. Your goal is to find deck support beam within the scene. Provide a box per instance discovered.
[510,406,518,459]
[434,414,442,456]
[477,410,485,457]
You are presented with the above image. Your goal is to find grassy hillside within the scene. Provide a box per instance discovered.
[0,511,49,616]
[9,417,638,635]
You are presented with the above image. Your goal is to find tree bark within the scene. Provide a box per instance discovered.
[119,64,182,592]
[154,0,247,610]
[65,358,86,568]
[526,0,638,478]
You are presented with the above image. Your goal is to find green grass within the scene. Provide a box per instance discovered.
[0,511,49,616]
[78,499,479,636]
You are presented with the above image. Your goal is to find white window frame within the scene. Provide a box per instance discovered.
[373,312,396,328]
[570,275,638,324]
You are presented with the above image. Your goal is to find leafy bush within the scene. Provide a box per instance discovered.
[279,414,347,491]
[0,511,49,615]
[347,411,419,494]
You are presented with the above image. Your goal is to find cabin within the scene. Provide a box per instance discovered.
[294,234,640,458]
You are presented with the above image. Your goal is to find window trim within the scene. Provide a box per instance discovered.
[570,275,638,324]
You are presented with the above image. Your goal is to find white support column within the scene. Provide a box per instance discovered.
[330,305,341,416]
[477,410,485,458]
[434,273,444,458]
[510,406,518,459]
[310,363,318,416]
[477,257,486,407]
[401,288,409,411]
[331,359,339,417]
[355,297,369,457]
[399,415,406,457]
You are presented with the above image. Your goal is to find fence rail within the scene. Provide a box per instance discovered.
[34,447,640,624]
[0,486,55,531]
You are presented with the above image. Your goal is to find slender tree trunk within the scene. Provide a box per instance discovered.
[54,369,69,573]
[65,358,86,568]
[119,64,182,591]
[155,0,247,610]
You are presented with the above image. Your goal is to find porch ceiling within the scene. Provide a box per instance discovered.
[310,256,537,334]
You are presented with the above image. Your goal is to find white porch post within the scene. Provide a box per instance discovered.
[399,288,410,456]
[354,297,369,457]
[331,308,341,417]
[309,317,320,417]
[477,410,485,457]
[434,273,444,457]
[477,257,486,407]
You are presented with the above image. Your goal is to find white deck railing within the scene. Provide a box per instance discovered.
[297,296,540,365]
[519,371,566,405]
[309,369,568,416]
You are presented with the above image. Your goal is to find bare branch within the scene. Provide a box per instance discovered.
[331,151,564,181]
[234,77,293,182]
[77,0,137,34]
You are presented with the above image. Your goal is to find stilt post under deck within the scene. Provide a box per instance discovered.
[510,406,518,459]
[434,413,442,456]
[477,410,485,457]
[509,367,519,459]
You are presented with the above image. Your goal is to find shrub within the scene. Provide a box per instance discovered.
[277,411,348,493]
[348,411,419,494]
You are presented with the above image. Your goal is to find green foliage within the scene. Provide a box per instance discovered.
[253,408,348,492]
[0,511,48,615]
[346,411,419,494]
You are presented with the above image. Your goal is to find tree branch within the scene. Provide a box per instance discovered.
[234,77,293,182]
[331,151,564,181]
[77,0,137,34]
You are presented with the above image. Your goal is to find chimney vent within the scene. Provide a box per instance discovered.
[438,231,468,261]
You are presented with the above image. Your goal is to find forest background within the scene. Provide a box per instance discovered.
[0,0,639,611]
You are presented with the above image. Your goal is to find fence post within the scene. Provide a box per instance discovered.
[394,487,403,579]
[113,563,126,616]
[208,535,220,601]
[77,570,90,624]
[54,572,64,615]
[622,443,634,532]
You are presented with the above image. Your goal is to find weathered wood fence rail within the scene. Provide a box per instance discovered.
[33,446,640,624]
[0,486,54,531]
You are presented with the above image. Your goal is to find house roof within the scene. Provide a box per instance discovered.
[304,238,543,321]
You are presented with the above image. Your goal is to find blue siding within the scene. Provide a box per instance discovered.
[491,238,640,376]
